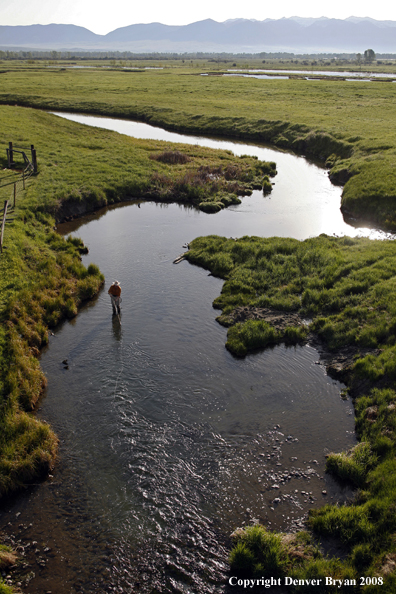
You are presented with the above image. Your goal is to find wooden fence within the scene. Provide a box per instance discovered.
[0,142,37,253]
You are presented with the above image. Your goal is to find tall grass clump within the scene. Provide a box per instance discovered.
[149,150,191,164]
[325,442,377,488]
[229,526,357,591]
[230,526,287,578]
[0,582,13,594]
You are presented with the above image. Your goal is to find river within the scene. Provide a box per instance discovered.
[0,114,378,594]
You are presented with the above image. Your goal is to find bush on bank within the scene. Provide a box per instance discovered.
[186,234,396,588]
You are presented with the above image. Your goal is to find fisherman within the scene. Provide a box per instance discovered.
[108,280,121,315]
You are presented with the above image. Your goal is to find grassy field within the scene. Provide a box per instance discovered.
[0,106,274,217]
[186,234,396,591]
[3,55,396,73]
[0,64,396,227]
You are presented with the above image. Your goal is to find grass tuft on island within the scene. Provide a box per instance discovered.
[185,234,396,588]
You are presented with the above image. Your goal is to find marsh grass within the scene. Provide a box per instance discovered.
[149,150,191,164]
[225,320,308,356]
[0,582,13,594]
[229,526,287,578]
[187,233,396,353]
[0,544,16,570]
[230,527,357,592]
[325,442,378,488]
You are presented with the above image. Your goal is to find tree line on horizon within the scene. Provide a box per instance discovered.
[0,49,389,62]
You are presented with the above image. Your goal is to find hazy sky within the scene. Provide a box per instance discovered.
[0,0,393,34]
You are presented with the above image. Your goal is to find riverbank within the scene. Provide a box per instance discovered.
[0,214,104,494]
[186,234,396,590]
[1,65,396,229]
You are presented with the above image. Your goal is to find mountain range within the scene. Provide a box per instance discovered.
[1,17,396,54]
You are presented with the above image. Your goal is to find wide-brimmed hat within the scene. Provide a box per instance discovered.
[114,280,120,285]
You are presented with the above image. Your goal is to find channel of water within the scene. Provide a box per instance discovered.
[1,113,385,593]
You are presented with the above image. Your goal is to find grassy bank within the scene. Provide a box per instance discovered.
[0,65,396,227]
[0,214,105,593]
[186,234,396,591]
[0,542,15,593]
[0,215,105,497]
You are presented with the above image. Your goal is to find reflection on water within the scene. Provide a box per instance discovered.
[0,116,370,593]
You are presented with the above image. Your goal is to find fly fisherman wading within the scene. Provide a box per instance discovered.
[108,281,121,315]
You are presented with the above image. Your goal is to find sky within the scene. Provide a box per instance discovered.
[0,0,394,34]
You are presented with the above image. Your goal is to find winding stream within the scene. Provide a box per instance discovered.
[1,114,384,594]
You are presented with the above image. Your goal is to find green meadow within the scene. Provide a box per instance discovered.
[1,64,396,227]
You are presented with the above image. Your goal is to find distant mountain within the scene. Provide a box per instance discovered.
[0,24,98,45]
[1,17,396,53]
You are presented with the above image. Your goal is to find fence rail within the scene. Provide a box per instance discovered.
[0,142,37,254]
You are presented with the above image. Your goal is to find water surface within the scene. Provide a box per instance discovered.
[228,68,396,79]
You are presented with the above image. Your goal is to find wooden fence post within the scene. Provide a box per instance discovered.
[8,142,13,168]
[0,200,8,254]
[31,145,37,174]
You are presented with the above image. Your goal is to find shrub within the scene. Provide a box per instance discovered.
[351,543,373,571]
[230,526,287,578]
[149,150,191,164]
[326,442,377,488]
[262,175,272,195]
[199,201,223,213]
